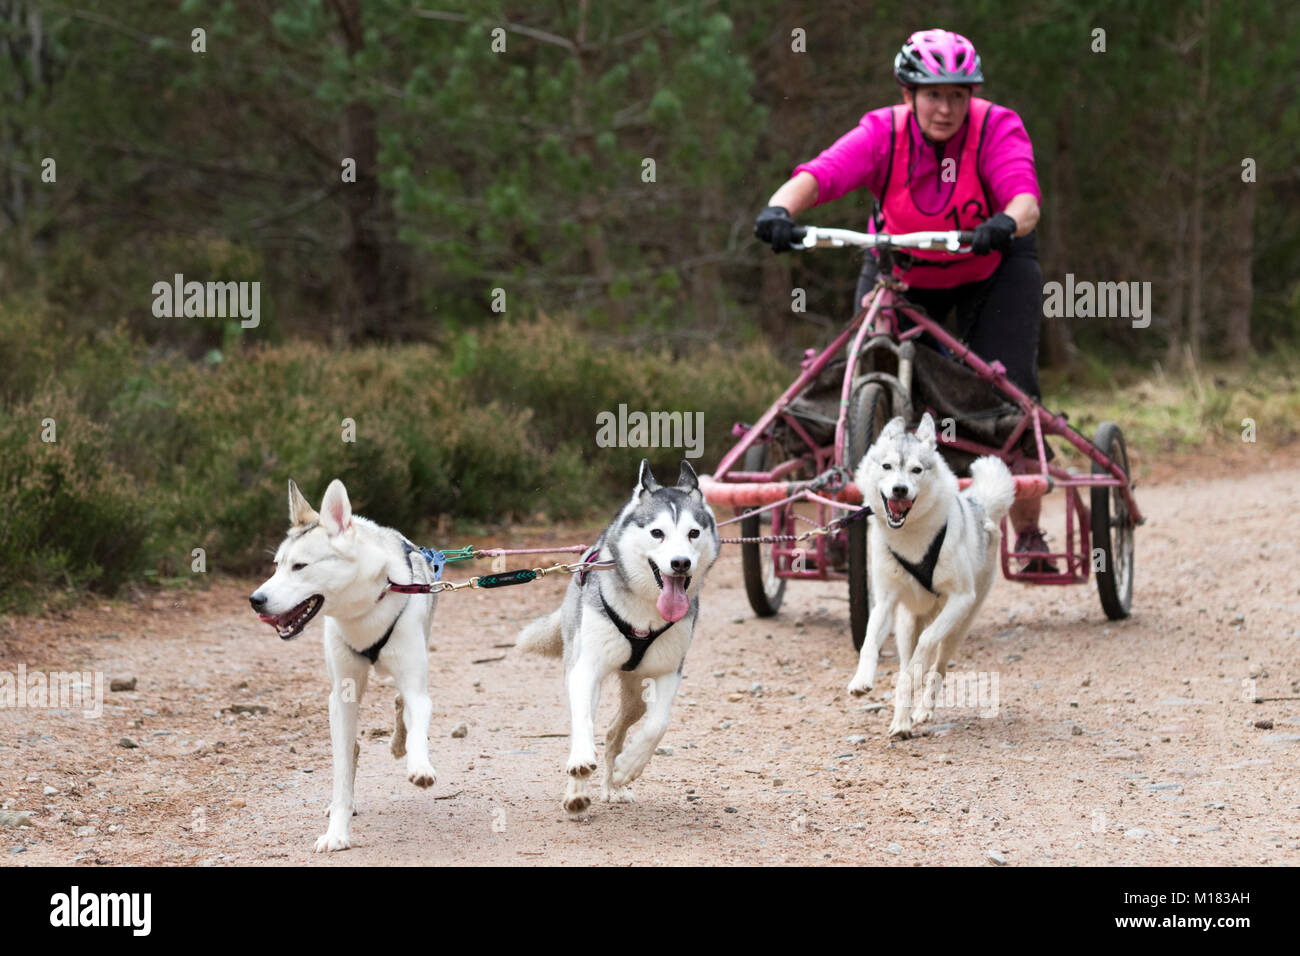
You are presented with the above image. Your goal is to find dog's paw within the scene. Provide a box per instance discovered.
[407,763,437,789]
[611,752,648,789]
[911,673,942,725]
[603,785,635,804]
[612,769,646,791]
[847,675,873,698]
[566,757,597,778]
[887,714,913,739]
[563,794,591,814]
[314,832,351,853]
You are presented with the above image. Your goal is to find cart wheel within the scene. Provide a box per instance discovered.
[1091,422,1134,620]
[741,443,786,617]
[847,383,890,650]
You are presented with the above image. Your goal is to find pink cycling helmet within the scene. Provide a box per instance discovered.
[893,29,983,86]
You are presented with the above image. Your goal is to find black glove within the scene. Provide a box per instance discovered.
[971,212,1017,255]
[754,205,796,253]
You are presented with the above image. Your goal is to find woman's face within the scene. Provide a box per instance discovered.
[903,84,972,142]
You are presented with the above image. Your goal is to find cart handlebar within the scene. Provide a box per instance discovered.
[790,225,974,253]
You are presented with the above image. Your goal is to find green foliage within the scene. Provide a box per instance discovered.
[1043,352,1300,454]
[0,388,149,612]
[1,1,1296,353]
[456,313,786,481]
[0,309,787,608]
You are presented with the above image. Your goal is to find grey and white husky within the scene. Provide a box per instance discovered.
[250,479,441,852]
[848,413,1016,737]
[517,460,720,813]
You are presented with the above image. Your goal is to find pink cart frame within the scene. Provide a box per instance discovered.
[701,235,1143,589]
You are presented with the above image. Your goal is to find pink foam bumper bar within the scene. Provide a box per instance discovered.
[699,473,1053,509]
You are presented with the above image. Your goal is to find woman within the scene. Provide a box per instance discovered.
[754,28,1055,571]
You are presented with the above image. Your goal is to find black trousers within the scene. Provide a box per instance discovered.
[855,233,1044,400]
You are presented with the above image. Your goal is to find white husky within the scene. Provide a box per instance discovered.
[848,413,1015,737]
[250,479,441,852]
[517,460,720,814]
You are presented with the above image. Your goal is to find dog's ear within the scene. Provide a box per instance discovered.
[637,459,661,496]
[677,460,700,495]
[916,413,937,448]
[288,479,318,527]
[319,479,354,542]
[878,416,907,443]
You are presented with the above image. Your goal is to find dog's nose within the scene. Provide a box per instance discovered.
[249,592,267,612]
[891,485,909,499]
[670,556,692,574]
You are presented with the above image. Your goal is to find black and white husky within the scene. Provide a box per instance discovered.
[250,479,441,852]
[848,414,1016,737]
[517,460,720,813]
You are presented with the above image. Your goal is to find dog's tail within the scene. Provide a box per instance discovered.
[516,609,563,657]
[968,456,1016,528]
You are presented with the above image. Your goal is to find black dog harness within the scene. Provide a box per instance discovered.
[357,540,442,663]
[888,522,948,595]
[598,589,677,671]
[576,543,678,671]
[358,599,406,663]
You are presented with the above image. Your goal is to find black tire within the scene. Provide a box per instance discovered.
[847,383,890,650]
[741,443,786,617]
[1091,422,1134,620]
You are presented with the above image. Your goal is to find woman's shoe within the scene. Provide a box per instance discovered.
[1014,528,1059,574]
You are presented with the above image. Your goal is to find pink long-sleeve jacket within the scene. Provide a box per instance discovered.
[794,100,1041,288]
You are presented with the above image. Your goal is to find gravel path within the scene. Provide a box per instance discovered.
[3,457,1298,866]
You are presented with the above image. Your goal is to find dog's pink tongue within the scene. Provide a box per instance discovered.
[657,575,690,622]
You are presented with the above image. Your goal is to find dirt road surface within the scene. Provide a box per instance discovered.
[3,454,1299,866]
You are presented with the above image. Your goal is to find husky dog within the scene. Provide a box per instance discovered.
[848,413,1015,737]
[250,479,441,852]
[517,460,720,814]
